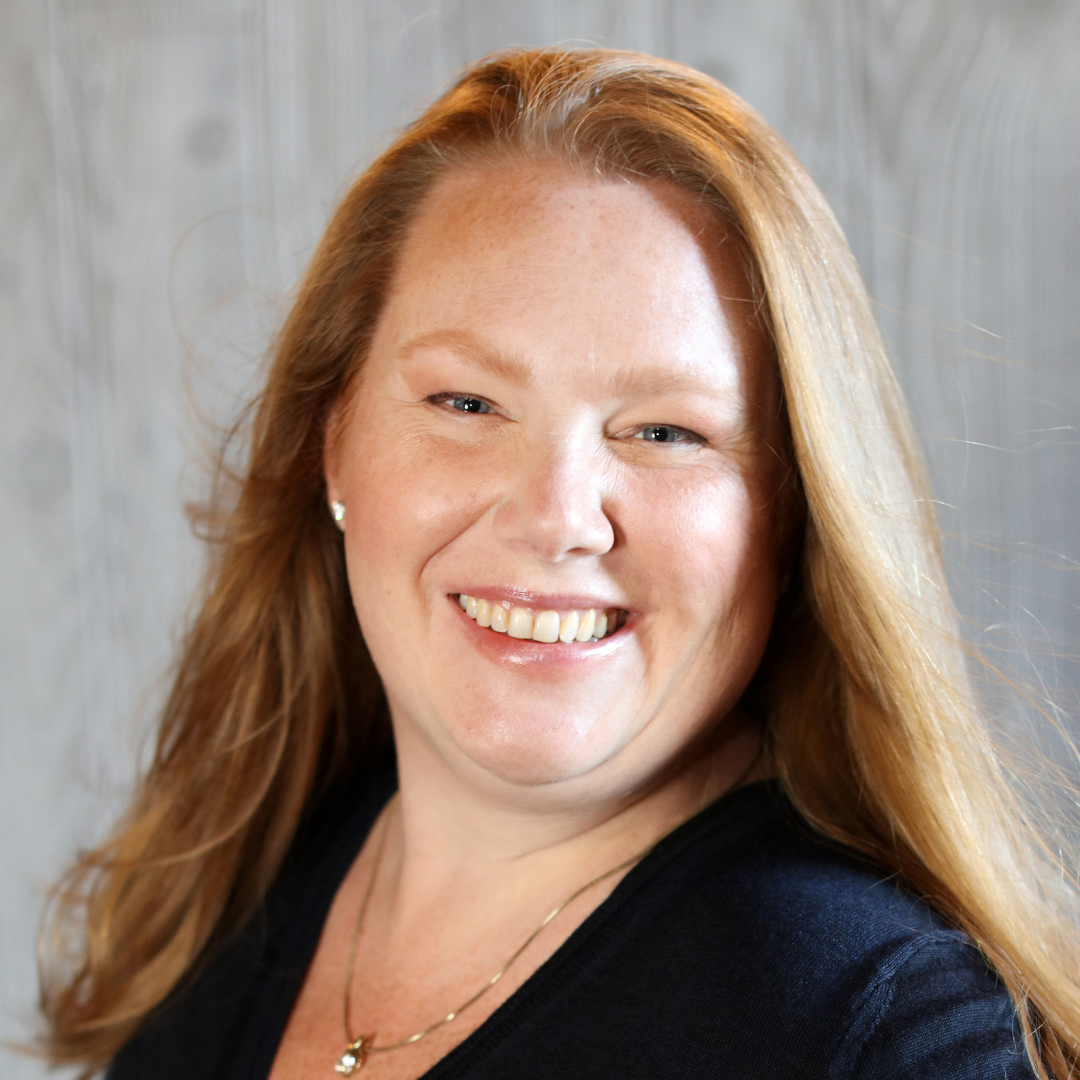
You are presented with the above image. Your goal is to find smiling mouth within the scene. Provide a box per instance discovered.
[456,594,626,643]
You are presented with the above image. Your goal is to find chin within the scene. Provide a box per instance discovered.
[445,701,628,787]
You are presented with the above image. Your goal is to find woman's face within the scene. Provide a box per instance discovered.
[327,162,787,800]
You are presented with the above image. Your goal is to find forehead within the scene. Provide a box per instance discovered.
[398,161,750,304]
[377,161,772,406]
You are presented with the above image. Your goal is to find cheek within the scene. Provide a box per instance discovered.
[625,468,776,620]
[337,418,497,599]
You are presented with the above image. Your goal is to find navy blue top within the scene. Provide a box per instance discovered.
[108,778,1035,1079]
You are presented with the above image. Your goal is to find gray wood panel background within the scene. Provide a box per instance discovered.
[2,1,1078,1074]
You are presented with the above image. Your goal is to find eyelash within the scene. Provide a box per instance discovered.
[427,393,493,414]
[631,424,703,445]
[427,394,704,446]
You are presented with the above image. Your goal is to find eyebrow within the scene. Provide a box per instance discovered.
[397,327,741,403]
[605,363,737,400]
[396,329,533,385]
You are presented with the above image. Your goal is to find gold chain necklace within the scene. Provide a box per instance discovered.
[334,795,669,1074]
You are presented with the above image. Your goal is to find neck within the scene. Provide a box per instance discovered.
[382,710,766,917]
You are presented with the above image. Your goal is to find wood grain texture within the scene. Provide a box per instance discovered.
[2,2,1077,1074]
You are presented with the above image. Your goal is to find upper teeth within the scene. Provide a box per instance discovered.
[457,595,615,642]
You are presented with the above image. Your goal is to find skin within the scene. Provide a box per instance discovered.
[270,162,789,1079]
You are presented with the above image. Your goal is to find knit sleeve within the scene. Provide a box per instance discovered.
[827,930,1037,1080]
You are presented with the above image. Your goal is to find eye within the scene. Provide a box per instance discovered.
[428,394,492,414]
[633,424,702,444]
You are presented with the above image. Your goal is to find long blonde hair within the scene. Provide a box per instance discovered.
[40,48,1080,1077]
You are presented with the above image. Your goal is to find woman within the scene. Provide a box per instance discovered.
[40,48,1079,1079]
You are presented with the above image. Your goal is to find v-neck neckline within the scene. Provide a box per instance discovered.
[415,779,783,1079]
[247,777,784,1080]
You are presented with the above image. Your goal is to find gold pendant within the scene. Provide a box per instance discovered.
[335,1035,373,1074]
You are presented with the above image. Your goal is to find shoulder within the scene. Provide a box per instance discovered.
[106,772,396,1080]
[627,781,952,961]
[582,782,1036,1078]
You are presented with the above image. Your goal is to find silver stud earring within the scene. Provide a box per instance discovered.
[330,500,346,531]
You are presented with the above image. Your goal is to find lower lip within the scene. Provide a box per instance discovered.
[451,598,631,669]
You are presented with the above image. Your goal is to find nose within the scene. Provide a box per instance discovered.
[492,435,615,561]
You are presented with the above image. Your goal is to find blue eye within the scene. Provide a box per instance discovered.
[636,425,696,443]
[429,394,492,414]
[450,396,491,414]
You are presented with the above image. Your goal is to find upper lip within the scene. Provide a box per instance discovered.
[451,586,630,612]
